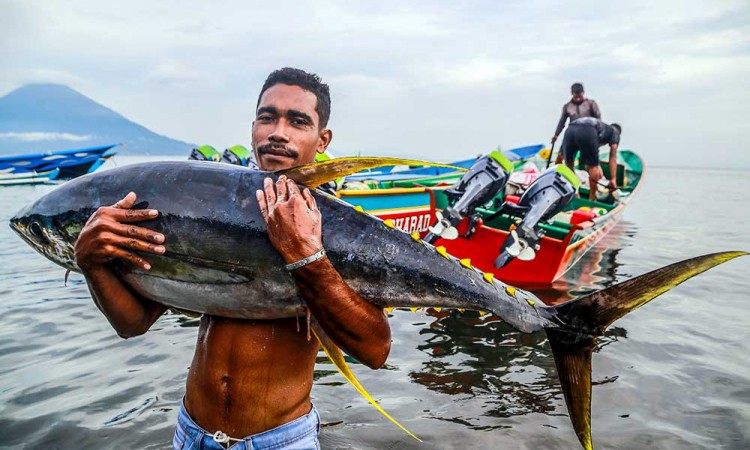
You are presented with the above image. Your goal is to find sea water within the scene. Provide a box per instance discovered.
[1,157,749,449]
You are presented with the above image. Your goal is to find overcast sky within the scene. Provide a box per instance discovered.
[1,0,748,168]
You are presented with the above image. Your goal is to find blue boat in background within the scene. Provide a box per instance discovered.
[0,168,60,186]
[0,144,118,183]
[345,144,544,182]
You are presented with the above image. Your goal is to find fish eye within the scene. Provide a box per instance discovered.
[29,221,45,240]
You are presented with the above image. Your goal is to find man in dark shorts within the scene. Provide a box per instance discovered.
[560,117,621,200]
[551,82,601,145]
[73,68,391,449]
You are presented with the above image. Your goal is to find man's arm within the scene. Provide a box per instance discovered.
[290,258,391,369]
[590,99,601,119]
[607,143,619,189]
[75,192,168,338]
[257,176,391,369]
[552,104,569,143]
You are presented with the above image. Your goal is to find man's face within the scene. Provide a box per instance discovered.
[252,83,332,171]
[571,91,585,104]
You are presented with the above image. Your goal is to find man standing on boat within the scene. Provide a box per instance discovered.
[73,68,391,449]
[551,82,601,146]
[559,117,621,200]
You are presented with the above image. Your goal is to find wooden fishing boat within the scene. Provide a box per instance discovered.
[339,149,644,286]
[337,187,438,234]
[0,144,117,180]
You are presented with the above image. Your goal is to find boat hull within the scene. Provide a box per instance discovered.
[434,199,630,285]
[337,187,437,234]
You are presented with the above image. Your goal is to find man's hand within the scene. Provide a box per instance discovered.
[257,175,391,368]
[551,135,558,144]
[256,175,322,264]
[607,179,617,190]
[74,192,165,272]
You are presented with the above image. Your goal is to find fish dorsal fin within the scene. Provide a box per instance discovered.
[278,156,466,189]
[310,320,421,442]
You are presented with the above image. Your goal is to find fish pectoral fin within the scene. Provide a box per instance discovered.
[278,157,466,189]
[311,319,421,442]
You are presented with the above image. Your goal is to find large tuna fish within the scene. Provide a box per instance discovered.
[9,158,745,450]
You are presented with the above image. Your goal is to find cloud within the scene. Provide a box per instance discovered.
[1,0,748,168]
[147,61,211,86]
[0,132,92,142]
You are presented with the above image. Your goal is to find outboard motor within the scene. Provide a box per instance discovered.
[189,145,221,162]
[221,145,254,167]
[424,151,513,244]
[494,164,579,268]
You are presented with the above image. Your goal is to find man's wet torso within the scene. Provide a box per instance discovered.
[185,315,320,438]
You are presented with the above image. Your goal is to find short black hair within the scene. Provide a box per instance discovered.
[611,123,622,134]
[571,82,584,94]
[257,68,331,128]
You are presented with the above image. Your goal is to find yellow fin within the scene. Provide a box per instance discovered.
[410,307,420,312]
[410,232,421,242]
[505,286,516,297]
[527,299,536,306]
[384,307,395,313]
[433,307,442,312]
[279,157,466,189]
[460,258,472,269]
[311,321,421,442]
[483,272,494,285]
[354,205,364,212]
[383,219,396,229]
[436,246,450,259]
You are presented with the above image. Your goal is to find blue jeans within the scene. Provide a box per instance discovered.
[173,400,321,450]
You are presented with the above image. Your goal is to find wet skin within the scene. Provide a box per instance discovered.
[74,83,391,438]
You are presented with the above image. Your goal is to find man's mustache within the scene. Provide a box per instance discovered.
[256,143,299,158]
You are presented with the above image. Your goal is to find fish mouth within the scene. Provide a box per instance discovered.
[8,216,21,233]
[8,216,26,239]
[9,218,38,250]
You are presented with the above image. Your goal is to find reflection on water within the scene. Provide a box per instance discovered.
[532,219,637,305]
[412,310,557,423]
[2,162,750,449]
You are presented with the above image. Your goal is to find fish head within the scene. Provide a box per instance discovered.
[10,204,89,272]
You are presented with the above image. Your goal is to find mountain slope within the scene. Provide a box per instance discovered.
[0,84,195,155]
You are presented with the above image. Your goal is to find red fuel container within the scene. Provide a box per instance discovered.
[570,209,597,225]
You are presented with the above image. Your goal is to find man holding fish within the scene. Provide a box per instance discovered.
[73,68,391,449]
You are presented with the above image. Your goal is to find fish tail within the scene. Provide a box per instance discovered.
[545,251,746,450]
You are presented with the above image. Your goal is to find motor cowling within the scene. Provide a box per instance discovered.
[424,151,513,243]
[221,145,254,167]
[494,164,579,268]
[189,145,222,162]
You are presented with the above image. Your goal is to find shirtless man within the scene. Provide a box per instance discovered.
[74,68,391,449]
